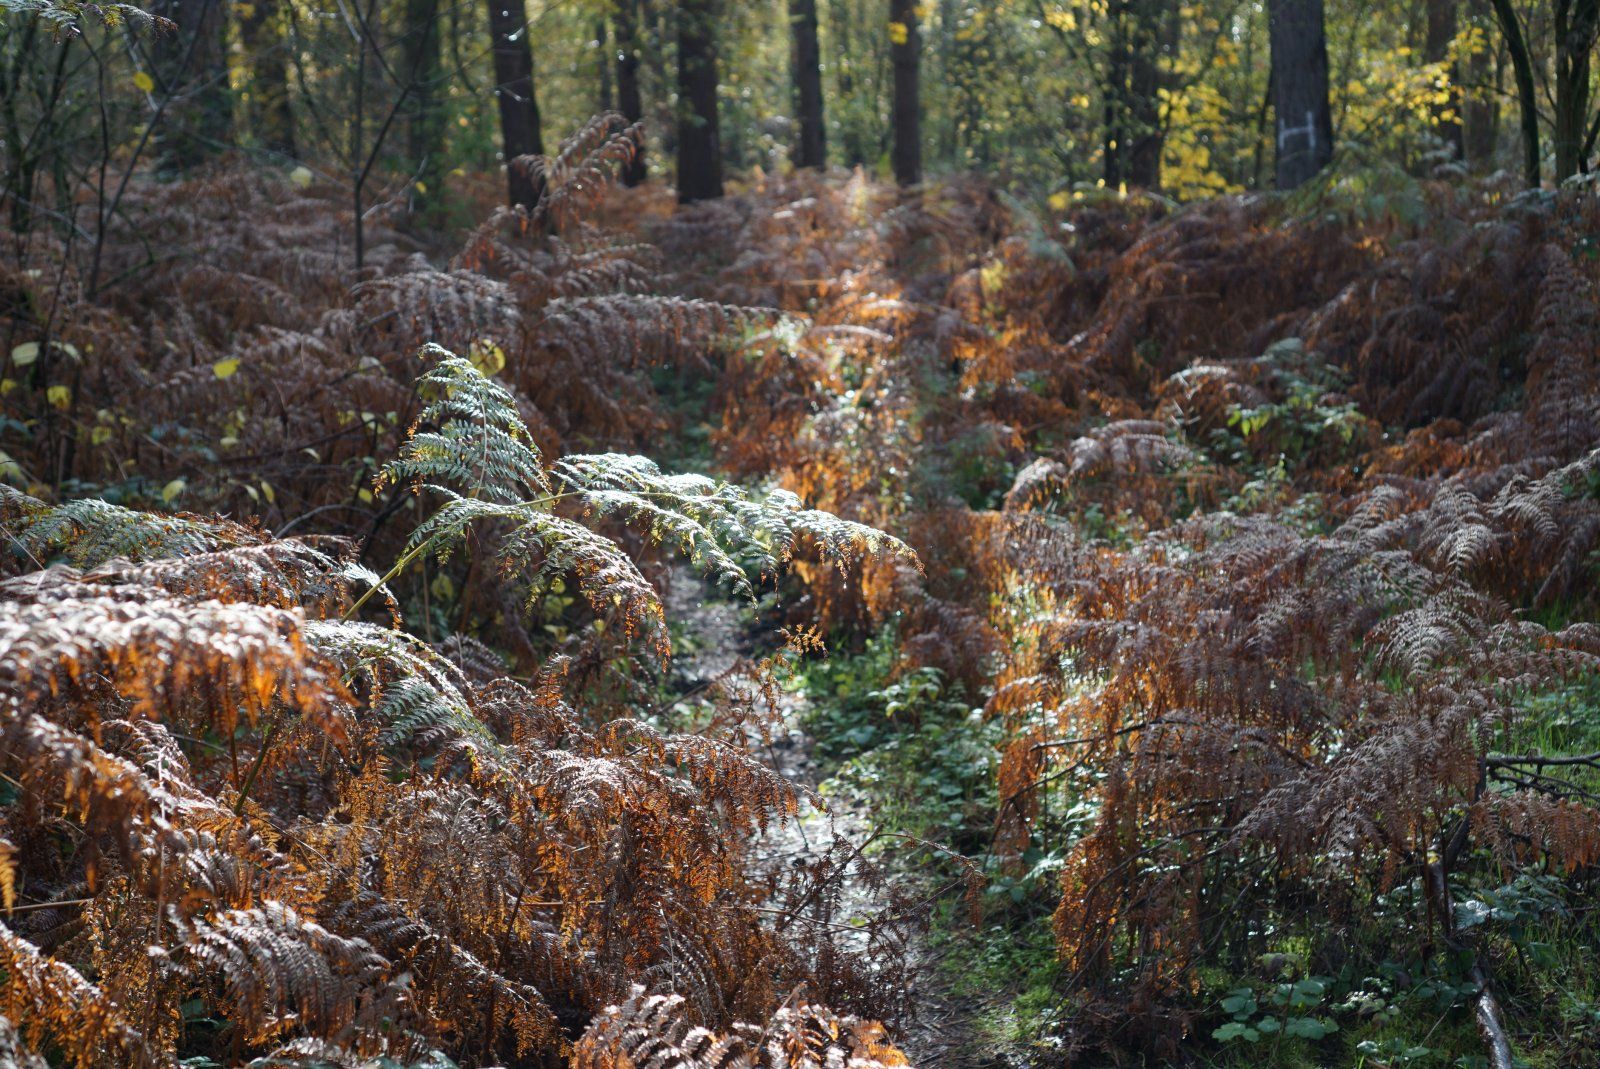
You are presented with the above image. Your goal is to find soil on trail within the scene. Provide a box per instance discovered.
[664,568,995,1068]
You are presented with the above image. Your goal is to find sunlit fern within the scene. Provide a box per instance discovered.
[2,484,258,572]
[355,345,916,652]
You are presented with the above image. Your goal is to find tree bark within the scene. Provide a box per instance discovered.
[237,0,297,159]
[889,0,921,186]
[1424,0,1464,160]
[790,0,827,170]
[402,0,444,213]
[1463,0,1497,165]
[1267,0,1334,189]
[1127,0,1174,188]
[1103,1,1128,185]
[487,0,546,209]
[1488,0,1541,186]
[596,18,615,114]
[676,0,724,202]
[614,0,647,185]
[1552,0,1600,180]
[152,0,231,172]
[1102,0,1172,189]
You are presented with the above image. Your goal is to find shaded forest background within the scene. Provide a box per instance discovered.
[5,2,1600,1069]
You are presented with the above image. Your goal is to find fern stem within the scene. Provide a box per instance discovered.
[233,722,279,816]
[341,537,434,623]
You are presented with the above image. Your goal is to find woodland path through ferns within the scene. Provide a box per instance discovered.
[7,123,1600,1068]
[664,564,982,1068]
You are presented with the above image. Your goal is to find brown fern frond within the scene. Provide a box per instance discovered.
[0,587,346,738]
[0,926,157,1069]
[157,901,389,1046]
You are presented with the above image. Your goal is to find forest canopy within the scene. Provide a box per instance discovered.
[4,1,1600,1068]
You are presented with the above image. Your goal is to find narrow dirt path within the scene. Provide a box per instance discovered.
[664,567,989,1067]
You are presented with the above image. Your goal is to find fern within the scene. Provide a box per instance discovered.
[574,986,911,1069]
[377,344,551,503]
[3,485,259,571]
[0,926,157,1069]
[303,619,495,749]
[357,347,914,653]
[157,901,390,1046]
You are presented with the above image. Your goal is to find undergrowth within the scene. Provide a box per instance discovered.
[5,117,1600,1069]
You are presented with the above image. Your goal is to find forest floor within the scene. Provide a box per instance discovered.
[664,567,992,1067]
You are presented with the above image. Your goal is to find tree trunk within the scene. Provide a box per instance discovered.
[1126,0,1174,188]
[596,19,614,114]
[1489,0,1540,186]
[1552,0,1600,180]
[832,0,866,166]
[1424,0,1464,160]
[676,0,724,203]
[237,0,297,159]
[1267,0,1334,189]
[1463,0,1497,165]
[152,0,231,172]
[889,0,921,186]
[789,0,827,169]
[402,0,444,213]
[1104,2,1127,185]
[487,0,546,209]
[614,0,647,185]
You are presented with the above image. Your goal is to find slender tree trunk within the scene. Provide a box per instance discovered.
[1253,66,1275,188]
[402,0,444,212]
[1126,0,1173,188]
[487,0,546,209]
[889,0,921,185]
[1463,0,1497,165]
[237,0,297,159]
[1553,0,1600,179]
[1268,0,1334,189]
[596,19,614,113]
[1104,2,1127,185]
[1425,0,1464,160]
[614,0,647,185]
[676,0,724,202]
[1489,0,1540,186]
[152,0,231,172]
[832,0,865,165]
[789,0,827,169]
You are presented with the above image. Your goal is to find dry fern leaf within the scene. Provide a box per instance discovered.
[157,901,389,1046]
[0,590,347,739]
[575,986,913,1069]
[0,926,157,1069]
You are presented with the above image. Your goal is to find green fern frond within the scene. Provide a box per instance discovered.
[304,620,497,750]
[399,492,667,652]
[378,345,549,503]
[2,485,258,570]
[556,455,918,580]
[350,348,916,654]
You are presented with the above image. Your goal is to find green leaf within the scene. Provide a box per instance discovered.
[1220,989,1257,1015]
[1283,1016,1337,1039]
[1212,1022,1260,1043]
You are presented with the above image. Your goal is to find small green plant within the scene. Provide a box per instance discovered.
[1213,974,1341,1046]
[1211,338,1372,475]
